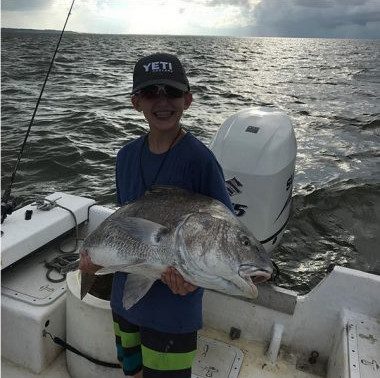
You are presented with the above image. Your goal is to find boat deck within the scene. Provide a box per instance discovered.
[4,196,379,378]
[2,326,325,378]
[2,353,69,378]
[198,327,325,378]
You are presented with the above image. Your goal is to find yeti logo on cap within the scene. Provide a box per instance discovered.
[132,53,189,94]
[143,61,173,73]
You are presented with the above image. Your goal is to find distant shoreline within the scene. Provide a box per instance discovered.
[1,27,378,40]
[1,27,79,34]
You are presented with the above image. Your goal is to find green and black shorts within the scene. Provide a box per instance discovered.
[112,312,197,377]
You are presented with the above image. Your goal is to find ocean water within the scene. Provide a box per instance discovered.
[1,30,379,293]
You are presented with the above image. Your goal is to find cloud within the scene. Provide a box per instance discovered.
[1,0,379,38]
[1,0,52,12]
[249,0,380,38]
[182,0,259,10]
[180,0,380,38]
[1,0,71,30]
[205,0,253,6]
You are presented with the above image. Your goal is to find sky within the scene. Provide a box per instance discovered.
[1,0,380,39]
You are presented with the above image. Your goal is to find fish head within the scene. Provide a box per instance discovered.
[178,212,273,298]
[222,226,273,297]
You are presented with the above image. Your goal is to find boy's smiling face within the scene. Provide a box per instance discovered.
[131,89,192,133]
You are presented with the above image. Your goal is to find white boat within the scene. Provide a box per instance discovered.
[2,108,379,378]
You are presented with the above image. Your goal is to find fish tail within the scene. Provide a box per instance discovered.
[80,272,96,299]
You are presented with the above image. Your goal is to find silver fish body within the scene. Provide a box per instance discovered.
[81,186,273,309]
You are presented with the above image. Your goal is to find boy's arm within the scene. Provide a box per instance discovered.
[79,250,103,274]
[161,266,198,295]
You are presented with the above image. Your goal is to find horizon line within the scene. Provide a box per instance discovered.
[2,27,379,40]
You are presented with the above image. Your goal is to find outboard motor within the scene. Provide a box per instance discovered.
[210,107,297,253]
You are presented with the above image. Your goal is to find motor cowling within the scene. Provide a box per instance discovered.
[210,107,297,254]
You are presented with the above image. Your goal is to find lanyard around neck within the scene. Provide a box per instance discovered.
[139,127,182,191]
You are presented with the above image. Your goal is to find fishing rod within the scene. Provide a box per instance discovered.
[1,0,76,224]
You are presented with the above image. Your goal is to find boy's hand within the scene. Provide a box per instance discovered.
[161,266,198,295]
[79,250,102,274]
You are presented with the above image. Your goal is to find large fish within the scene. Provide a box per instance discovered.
[80,186,273,309]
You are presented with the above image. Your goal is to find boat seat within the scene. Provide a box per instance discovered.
[1,192,95,269]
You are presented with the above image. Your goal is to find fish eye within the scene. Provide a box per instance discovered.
[242,237,250,246]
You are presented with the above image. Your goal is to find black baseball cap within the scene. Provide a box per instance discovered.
[131,53,190,94]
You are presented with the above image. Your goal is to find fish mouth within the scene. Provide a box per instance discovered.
[238,264,273,287]
[249,270,272,284]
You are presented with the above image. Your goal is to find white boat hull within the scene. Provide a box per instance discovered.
[2,193,379,378]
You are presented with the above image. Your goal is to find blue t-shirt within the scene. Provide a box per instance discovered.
[111,132,233,333]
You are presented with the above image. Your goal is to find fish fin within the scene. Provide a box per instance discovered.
[95,266,126,275]
[122,274,155,310]
[123,263,167,277]
[198,210,226,221]
[95,263,166,277]
[80,272,96,299]
[148,185,190,196]
[112,217,169,245]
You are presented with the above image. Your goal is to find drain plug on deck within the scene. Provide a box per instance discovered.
[308,351,319,364]
[229,327,241,340]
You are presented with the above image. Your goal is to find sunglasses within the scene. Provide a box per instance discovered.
[136,85,186,99]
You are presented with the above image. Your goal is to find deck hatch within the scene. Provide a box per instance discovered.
[348,317,380,378]
[2,245,71,306]
[192,336,243,378]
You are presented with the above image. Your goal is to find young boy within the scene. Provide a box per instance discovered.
[81,52,233,378]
